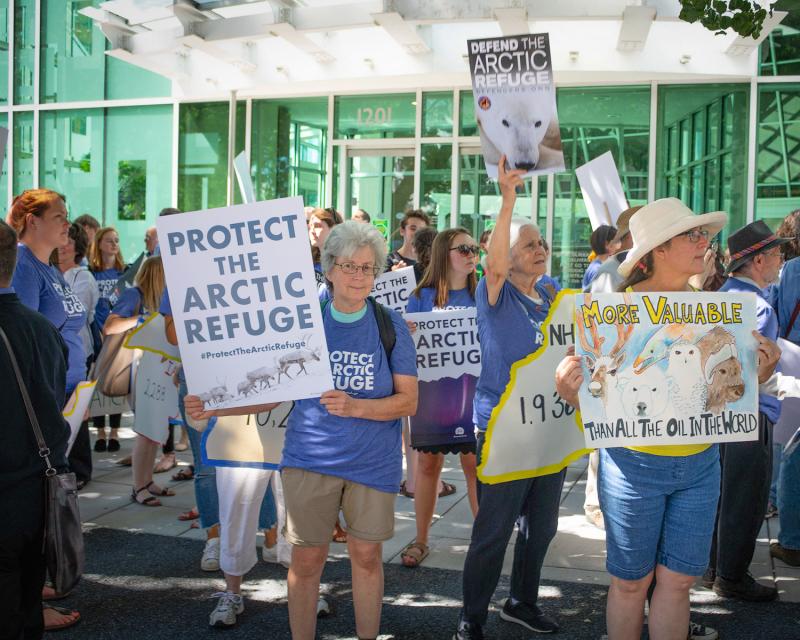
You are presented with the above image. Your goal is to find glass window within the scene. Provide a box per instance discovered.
[554,86,651,288]
[40,0,104,103]
[657,84,749,239]
[755,84,800,230]
[39,108,104,224]
[105,57,171,101]
[459,90,477,137]
[13,111,33,194]
[334,93,415,139]
[104,105,173,260]
[178,102,230,212]
[0,113,7,207]
[759,12,800,77]
[14,0,34,105]
[420,143,452,229]
[422,91,453,138]
[0,1,9,106]
[250,97,328,207]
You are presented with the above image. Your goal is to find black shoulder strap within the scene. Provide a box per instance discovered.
[368,296,395,361]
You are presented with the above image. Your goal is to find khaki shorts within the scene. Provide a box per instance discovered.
[281,467,396,546]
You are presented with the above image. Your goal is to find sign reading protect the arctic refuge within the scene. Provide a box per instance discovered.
[157,197,333,410]
[575,292,759,448]
[467,33,565,179]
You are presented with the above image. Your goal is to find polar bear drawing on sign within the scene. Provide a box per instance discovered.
[476,90,565,173]
[617,366,669,420]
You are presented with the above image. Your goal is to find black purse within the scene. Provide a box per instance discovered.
[0,326,85,594]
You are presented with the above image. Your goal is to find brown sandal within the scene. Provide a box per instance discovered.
[438,481,457,498]
[400,541,430,568]
[132,486,161,507]
[43,605,81,631]
[145,481,175,497]
[172,466,194,481]
[399,479,414,499]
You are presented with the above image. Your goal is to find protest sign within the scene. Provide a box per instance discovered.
[467,33,565,180]
[89,389,131,418]
[406,309,480,449]
[201,402,293,469]
[575,151,629,230]
[575,292,759,448]
[125,314,181,443]
[478,290,589,483]
[156,197,333,410]
[774,338,800,447]
[371,265,416,313]
[64,381,98,455]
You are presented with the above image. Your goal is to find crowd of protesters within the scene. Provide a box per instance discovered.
[1,156,799,640]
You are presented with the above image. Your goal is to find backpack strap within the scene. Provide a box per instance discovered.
[784,300,800,339]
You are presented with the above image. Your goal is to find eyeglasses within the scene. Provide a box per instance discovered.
[763,249,784,261]
[450,244,480,257]
[334,262,381,277]
[678,228,710,243]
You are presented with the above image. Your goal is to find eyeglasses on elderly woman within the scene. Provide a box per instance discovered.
[334,261,382,277]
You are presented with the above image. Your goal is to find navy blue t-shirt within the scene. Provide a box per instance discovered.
[111,286,144,319]
[472,279,550,430]
[91,267,124,330]
[281,304,417,493]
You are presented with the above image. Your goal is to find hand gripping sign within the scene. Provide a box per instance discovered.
[575,292,759,448]
[478,290,589,484]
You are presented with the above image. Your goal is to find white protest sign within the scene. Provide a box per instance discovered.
[467,33,565,179]
[478,290,589,483]
[156,197,333,410]
[774,338,800,446]
[89,389,131,418]
[64,381,98,455]
[405,309,480,382]
[201,403,293,469]
[124,312,181,361]
[575,292,759,448]
[371,266,416,313]
[575,151,628,230]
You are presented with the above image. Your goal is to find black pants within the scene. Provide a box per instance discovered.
[709,412,773,581]
[68,421,92,482]
[0,480,46,640]
[92,413,121,431]
[162,424,175,455]
[461,433,565,625]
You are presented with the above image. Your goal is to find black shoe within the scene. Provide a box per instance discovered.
[76,479,88,491]
[770,542,800,567]
[701,567,715,589]
[713,573,778,602]
[500,599,559,633]
[107,438,120,452]
[453,618,484,640]
[94,439,107,452]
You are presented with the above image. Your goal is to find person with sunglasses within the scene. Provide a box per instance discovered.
[555,200,781,640]
[401,229,481,569]
[455,158,563,639]
[186,221,418,639]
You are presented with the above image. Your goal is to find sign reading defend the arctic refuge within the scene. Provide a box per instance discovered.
[575,292,759,448]
[157,197,333,410]
[467,33,565,179]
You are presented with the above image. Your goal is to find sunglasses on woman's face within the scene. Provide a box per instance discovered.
[450,244,480,257]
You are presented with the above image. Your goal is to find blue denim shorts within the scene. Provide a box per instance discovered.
[598,445,720,580]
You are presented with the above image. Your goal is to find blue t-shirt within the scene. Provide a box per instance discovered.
[536,274,561,299]
[406,287,475,312]
[12,244,87,393]
[159,287,172,315]
[91,268,124,330]
[111,286,144,319]
[473,278,550,430]
[281,304,417,493]
[719,276,780,423]
[581,258,604,290]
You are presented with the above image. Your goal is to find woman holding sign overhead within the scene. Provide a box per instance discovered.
[185,221,418,639]
[455,158,563,639]
[555,198,780,640]
[401,228,480,569]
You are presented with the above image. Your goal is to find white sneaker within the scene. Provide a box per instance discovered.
[201,537,220,572]
[261,544,278,564]
[209,591,243,628]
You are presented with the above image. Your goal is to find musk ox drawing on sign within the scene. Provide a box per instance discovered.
[696,327,745,414]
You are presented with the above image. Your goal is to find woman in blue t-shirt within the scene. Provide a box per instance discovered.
[89,226,126,452]
[455,159,563,638]
[185,221,418,635]
[402,227,480,568]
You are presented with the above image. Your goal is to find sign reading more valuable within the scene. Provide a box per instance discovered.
[575,292,759,448]
[156,197,333,410]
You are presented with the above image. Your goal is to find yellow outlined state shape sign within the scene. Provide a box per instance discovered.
[124,312,181,362]
[478,289,590,484]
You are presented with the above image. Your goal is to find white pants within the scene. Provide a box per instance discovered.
[583,450,600,513]
[216,466,291,576]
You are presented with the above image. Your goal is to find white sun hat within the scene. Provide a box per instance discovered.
[617,198,727,277]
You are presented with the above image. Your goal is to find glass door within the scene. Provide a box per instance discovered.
[339,146,415,247]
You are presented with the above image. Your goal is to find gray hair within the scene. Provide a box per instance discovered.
[321,220,388,276]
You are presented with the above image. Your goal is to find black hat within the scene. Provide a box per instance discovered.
[725,220,791,274]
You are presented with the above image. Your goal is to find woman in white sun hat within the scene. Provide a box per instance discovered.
[555,197,781,640]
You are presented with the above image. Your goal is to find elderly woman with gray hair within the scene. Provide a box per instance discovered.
[187,220,417,640]
[454,158,564,640]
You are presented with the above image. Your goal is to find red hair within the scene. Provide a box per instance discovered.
[6,189,66,238]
